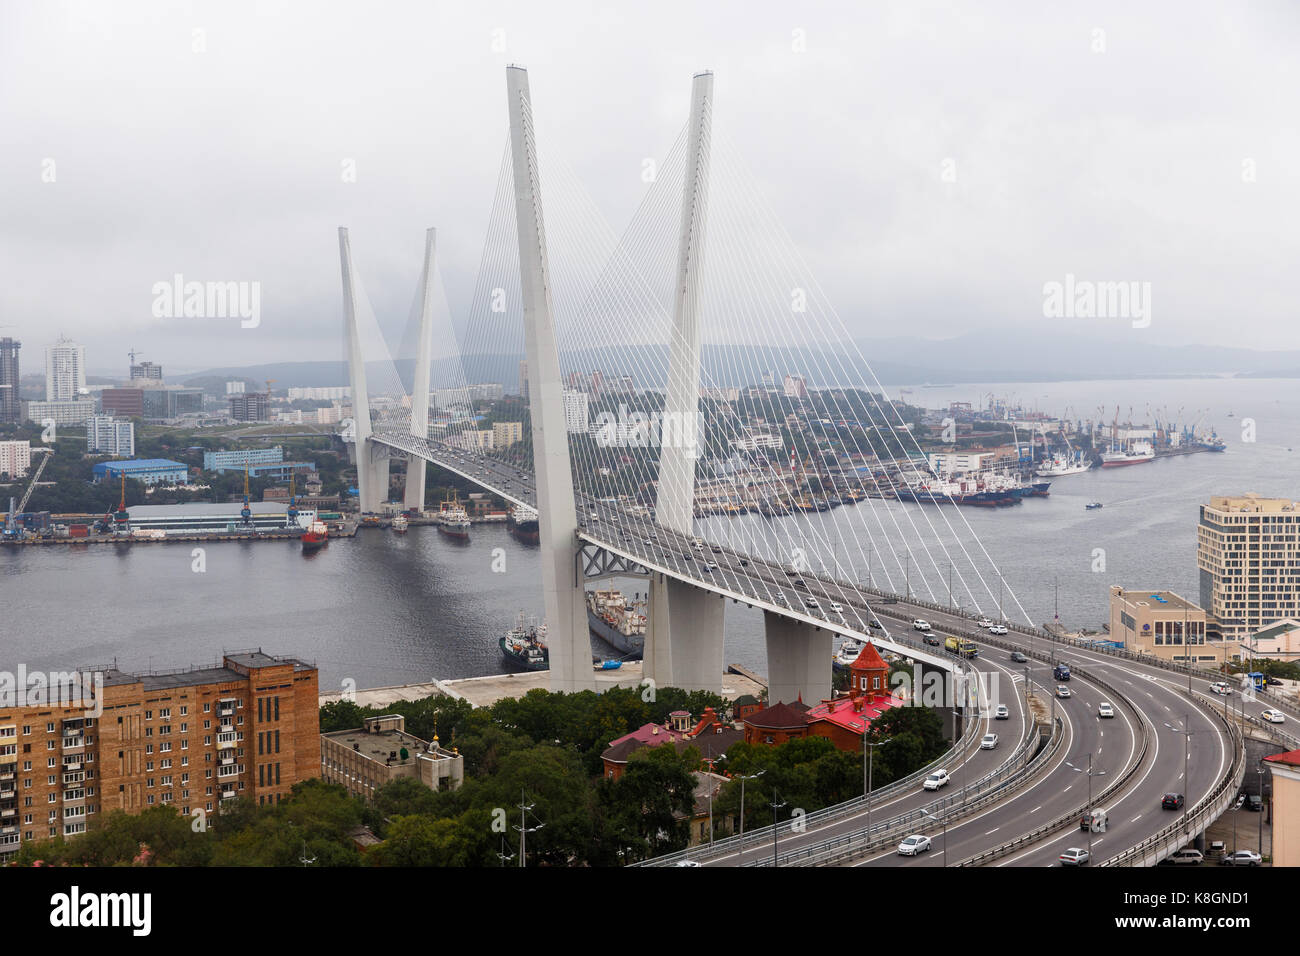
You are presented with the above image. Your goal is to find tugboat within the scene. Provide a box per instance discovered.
[391,513,409,534]
[437,491,471,540]
[499,613,548,671]
[302,518,329,552]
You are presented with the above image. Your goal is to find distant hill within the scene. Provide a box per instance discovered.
[183,330,1300,392]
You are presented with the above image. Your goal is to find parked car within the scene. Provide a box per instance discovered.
[1059,847,1090,866]
[913,620,932,631]
[1098,702,1114,718]
[980,733,999,750]
[1056,685,1072,698]
[1244,794,1263,812]
[1169,847,1203,865]
[1162,792,1185,810]
[1221,850,1262,866]
[1010,651,1028,663]
[994,704,1010,720]
[922,769,950,791]
[988,624,1008,635]
[1261,709,1286,723]
[897,834,932,856]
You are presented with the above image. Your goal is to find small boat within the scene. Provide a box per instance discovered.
[597,660,623,671]
[1086,502,1103,510]
[391,513,409,533]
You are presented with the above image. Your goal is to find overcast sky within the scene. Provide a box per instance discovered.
[2,0,1297,376]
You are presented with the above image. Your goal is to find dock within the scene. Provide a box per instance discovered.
[318,661,767,710]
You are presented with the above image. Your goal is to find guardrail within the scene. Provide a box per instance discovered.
[636,665,986,867]
[857,583,1300,718]
[751,714,1063,867]
[1101,700,1244,867]
[954,662,1153,866]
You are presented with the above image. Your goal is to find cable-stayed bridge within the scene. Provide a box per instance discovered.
[340,65,1032,698]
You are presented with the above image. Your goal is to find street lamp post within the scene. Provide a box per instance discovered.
[1164,717,1193,833]
[736,769,764,860]
[922,807,948,866]
[864,736,892,840]
[770,790,787,868]
[1066,753,1106,861]
[1257,769,1265,857]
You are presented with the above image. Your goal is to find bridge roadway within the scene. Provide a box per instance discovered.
[373,433,1263,864]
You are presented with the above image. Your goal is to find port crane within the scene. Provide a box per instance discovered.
[3,447,53,537]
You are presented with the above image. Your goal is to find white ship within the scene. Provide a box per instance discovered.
[1035,452,1093,477]
[1101,439,1155,468]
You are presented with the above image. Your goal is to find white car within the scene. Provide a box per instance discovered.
[1210,681,1231,695]
[1057,685,1071,698]
[1098,702,1114,718]
[977,618,994,629]
[922,769,950,791]
[804,597,820,609]
[1262,709,1286,724]
[829,602,843,613]
[980,733,999,750]
[988,624,1008,635]
[994,704,1009,720]
[913,620,932,632]
[897,834,932,856]
[1059,847,1090,866]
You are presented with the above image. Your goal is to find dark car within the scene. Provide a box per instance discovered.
[870,619,883,629]
[1161,793,1184,810]
[924,635,941,646]
[1244,794,1263,812]
[794,579,809,590]
[1010,651,1028,663]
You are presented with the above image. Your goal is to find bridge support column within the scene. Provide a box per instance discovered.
[339,226,389,514]
[506,66,593,693]
[646,576,724,694]
[763,611,832,706]
[405,228,437,513]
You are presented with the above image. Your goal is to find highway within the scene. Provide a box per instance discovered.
[371,431,1269,865]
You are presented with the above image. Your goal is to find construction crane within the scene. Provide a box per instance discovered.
[3,448,53,537]
[241,464,252,527]
[128,348,142,367]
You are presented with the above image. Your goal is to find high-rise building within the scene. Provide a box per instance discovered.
[518,359,528,397]
[86,416,135,457]
[0,651,319,862]
[563,389,589,434]
[227,392,269,422]
[0,440,31,479]
[129,361,163,382]
[1198,494,1300,644]
[45,337,86,402]
[0,337,19,422]
[100,387,145,418]
[226,380,246,395]
[492,421,524,448]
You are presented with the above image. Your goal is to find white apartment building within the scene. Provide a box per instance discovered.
[563,389,589,434]
[0,440,31,479]
[86,416,135,457]
[288,386,351,401]
[45,337,86,402]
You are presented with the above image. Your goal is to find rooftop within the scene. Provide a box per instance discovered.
[97,651,314,690]
[1110,588,1203,613]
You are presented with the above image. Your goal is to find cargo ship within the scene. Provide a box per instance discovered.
[586,589,647,658]
[437,492,471,540]
[1035,452,1092,477]
[507,504,539,545]
[499,613,548,671]
[302,519,329,553]
[1101,439,1155,468]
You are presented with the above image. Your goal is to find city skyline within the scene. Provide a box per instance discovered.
[3,1,1298,371]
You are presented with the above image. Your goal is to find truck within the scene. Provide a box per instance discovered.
[944,636,978,658]
[1054,663,1071,681]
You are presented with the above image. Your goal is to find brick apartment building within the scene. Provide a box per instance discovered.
[0,650,319,861]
